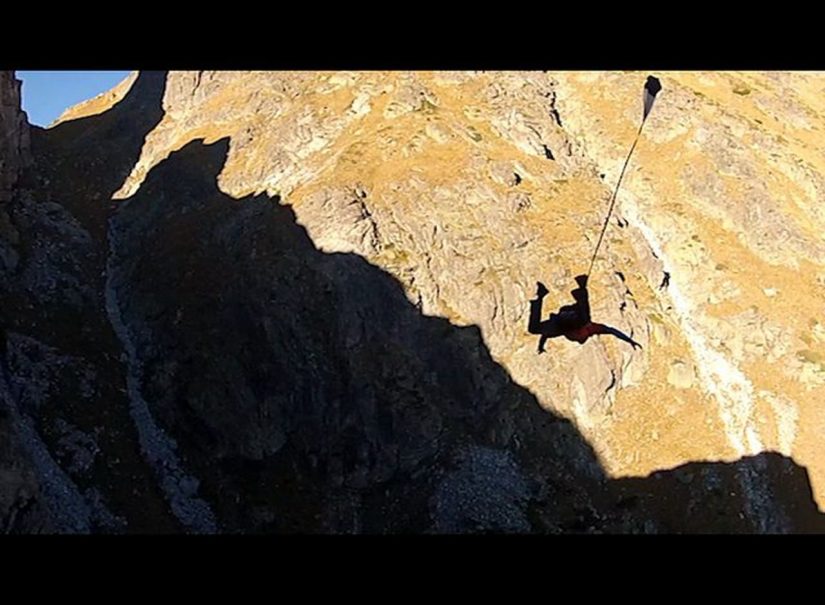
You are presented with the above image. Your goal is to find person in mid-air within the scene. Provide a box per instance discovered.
[527,275,642,354]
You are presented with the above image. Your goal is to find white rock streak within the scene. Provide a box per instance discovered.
[622,193,789,531]
[104,216,217,534]
[622,194,762,456]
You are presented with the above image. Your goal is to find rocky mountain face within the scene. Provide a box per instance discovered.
[1,70,823,533]
[0,72,29,201]
[1,72,30,272]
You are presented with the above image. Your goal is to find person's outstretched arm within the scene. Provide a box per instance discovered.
[591,323,642,349]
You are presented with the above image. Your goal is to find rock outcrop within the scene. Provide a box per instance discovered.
[0,72,30,272]
[0,71,29,204]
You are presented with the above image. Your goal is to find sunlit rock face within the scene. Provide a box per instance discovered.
[1,70,824,533]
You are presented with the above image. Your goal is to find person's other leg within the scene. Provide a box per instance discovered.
[571,282,591,324]
[528,282,548,334]
[537,333,549,353]
[528,298,544,334]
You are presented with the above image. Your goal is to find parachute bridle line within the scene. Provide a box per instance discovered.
[585,75,661,281]
[585,120,645,280]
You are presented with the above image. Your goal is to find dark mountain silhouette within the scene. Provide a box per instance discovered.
[2,71,179,531]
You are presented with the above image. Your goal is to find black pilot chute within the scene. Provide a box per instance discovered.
[643,75,662,121]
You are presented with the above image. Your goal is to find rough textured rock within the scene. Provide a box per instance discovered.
[0,72,30,273]
[0,71,30,204]
[667,359,695,389]
[0,368,57,533]
[0,72,54,532]
[552,72,825,497]
[0,71,180,533]
[2,69,825,533]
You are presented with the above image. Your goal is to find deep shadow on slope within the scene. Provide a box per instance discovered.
[1,71,180,531]
[30,71,168,240]
[108,136,825,533]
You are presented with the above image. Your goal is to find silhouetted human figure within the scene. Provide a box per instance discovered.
[527,275,642,353]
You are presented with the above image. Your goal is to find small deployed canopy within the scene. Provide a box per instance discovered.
[643,75,662,121]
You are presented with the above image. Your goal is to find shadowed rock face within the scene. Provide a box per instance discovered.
[106,137,609,532]
[1,71,179,532]
[0,72,30,275]
[1,70,824,533]
[0,72,29,204]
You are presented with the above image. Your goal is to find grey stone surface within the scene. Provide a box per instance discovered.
[433,446,532,533]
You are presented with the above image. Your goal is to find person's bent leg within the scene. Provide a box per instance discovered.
[537,334,549,354]
[528,282,548,334]
[528,297,544,334]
